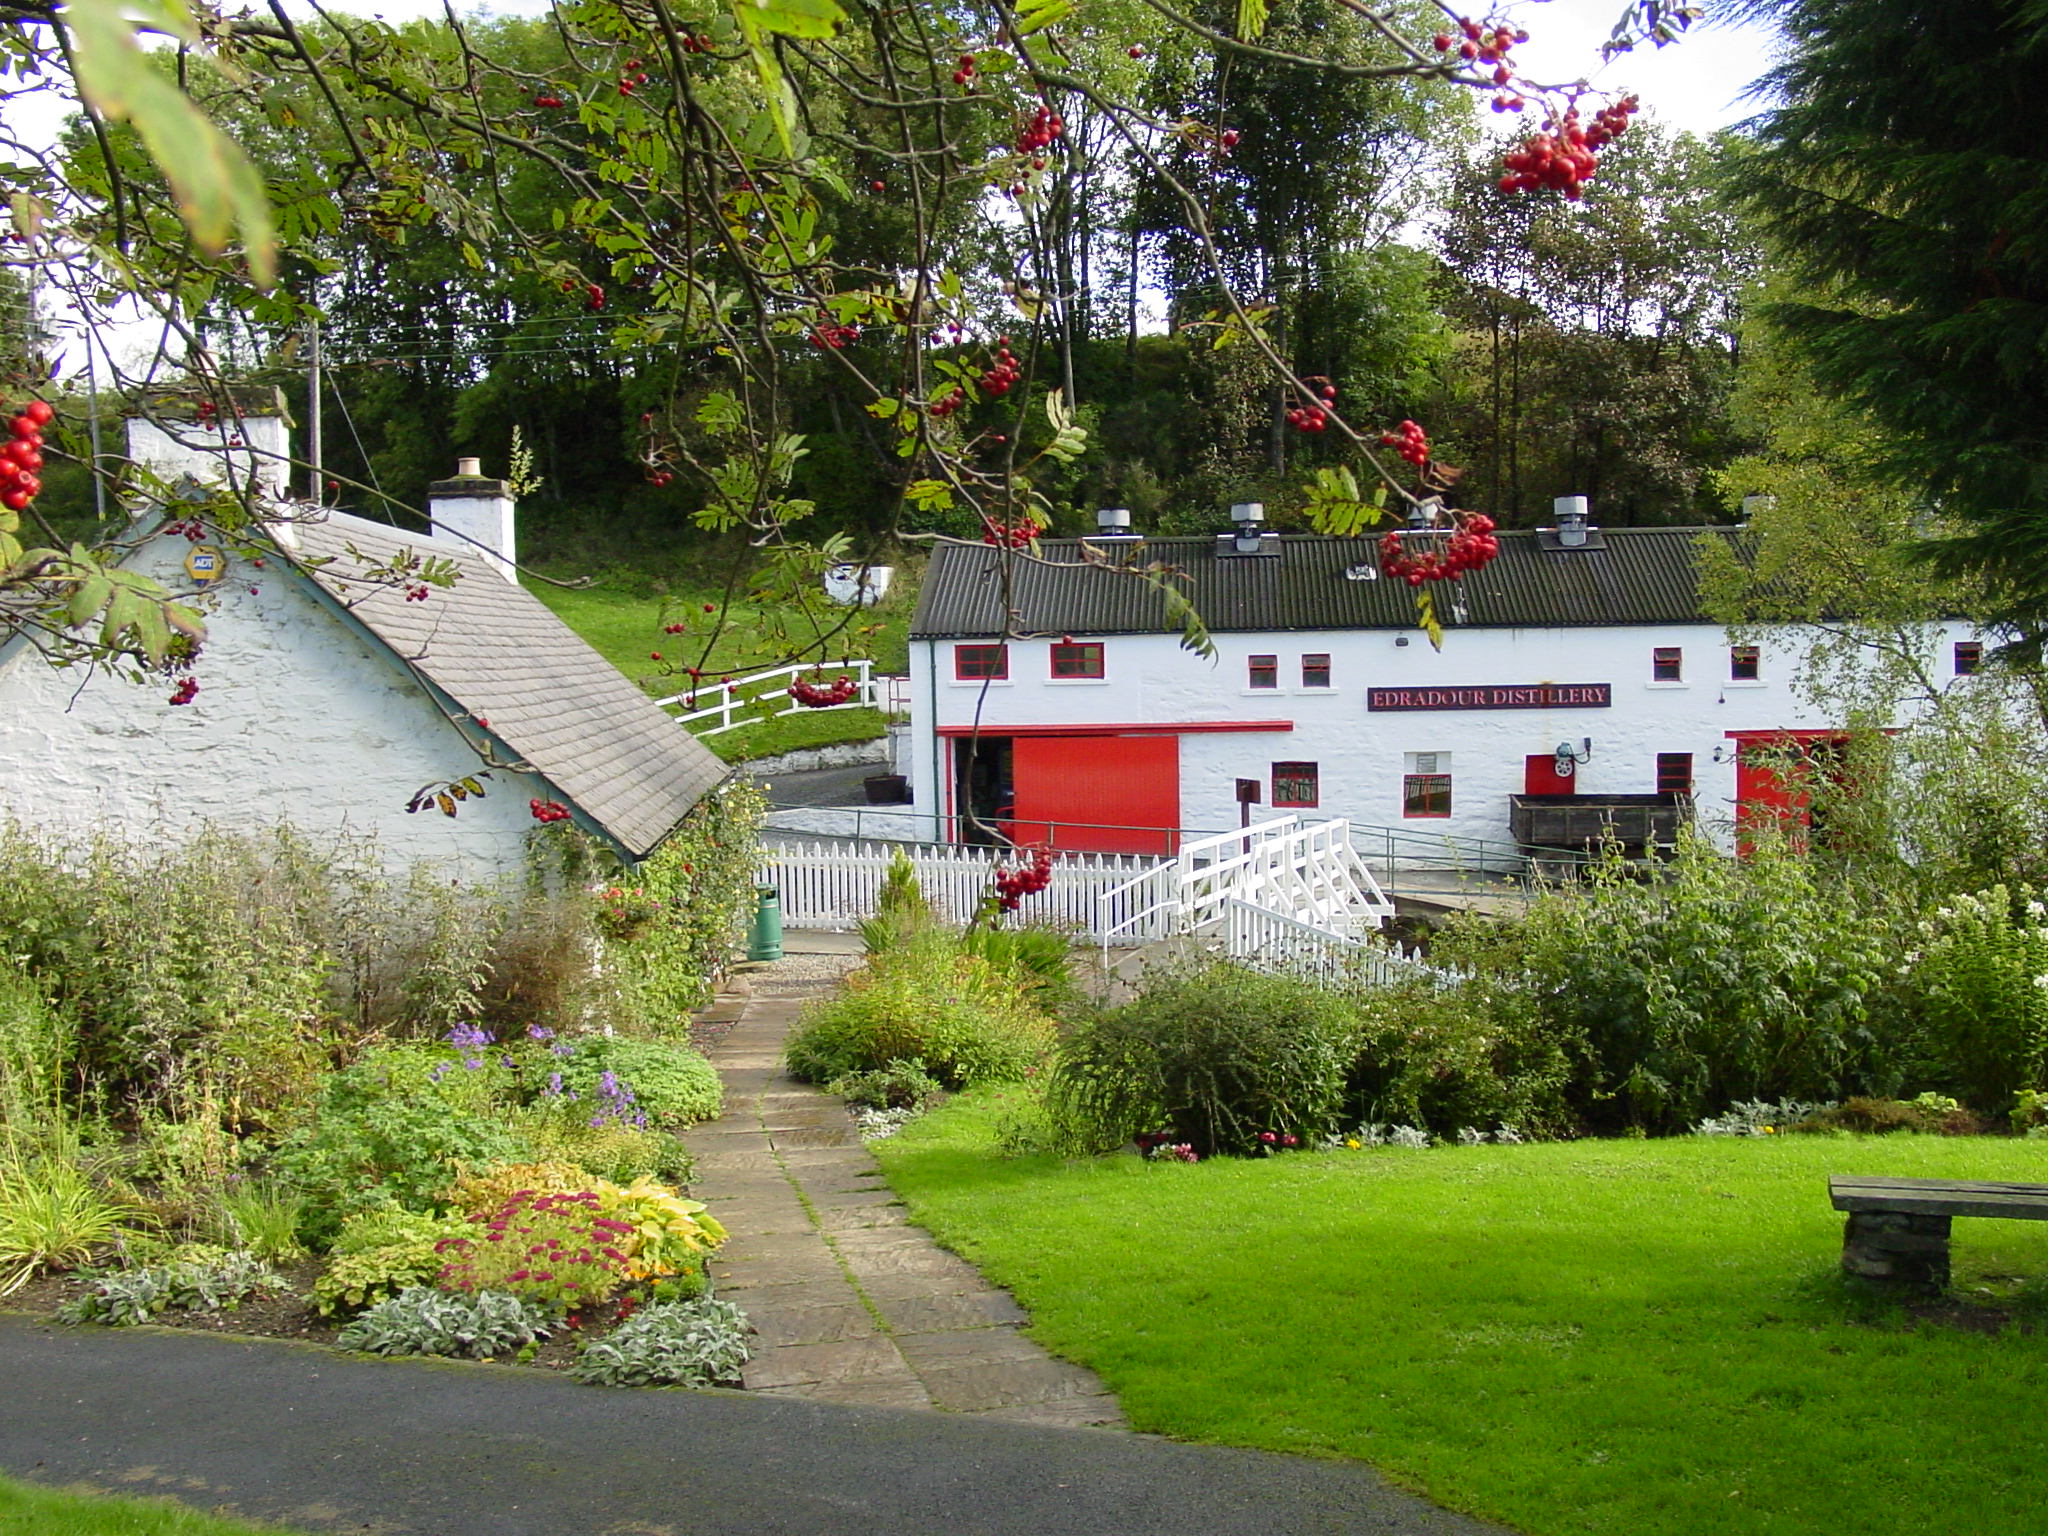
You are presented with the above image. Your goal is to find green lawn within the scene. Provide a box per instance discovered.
[874,1098,2048,1536]
[527,567,915,763]
[0,1474,305,1535]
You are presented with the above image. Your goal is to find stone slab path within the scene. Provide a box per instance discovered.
[683,957,1124,1429]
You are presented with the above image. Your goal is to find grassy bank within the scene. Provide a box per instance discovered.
[528,569,913,763]
[874,1097,2048,1536]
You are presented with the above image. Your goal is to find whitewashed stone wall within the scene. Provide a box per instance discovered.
[0,530,553,878]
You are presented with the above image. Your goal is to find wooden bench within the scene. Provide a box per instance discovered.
[1830,1176,2048,1290]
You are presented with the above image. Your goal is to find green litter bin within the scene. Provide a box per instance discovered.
[748,885,783,962]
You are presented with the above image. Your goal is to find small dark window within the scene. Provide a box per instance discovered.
[955,643,1008,680]
[1248,654,1278,689]
[1955,641,1983,676]
[1050,641,1104,679]
[1272,761,1319,808]
[1403,773,1452,818]
[1656,752,1694,795]
[1652,646,1683,682]
[1729,645,1761,681]
[1301,654,1332,689]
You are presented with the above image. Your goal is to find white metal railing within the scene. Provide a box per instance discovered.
[656,660,901,738]
[1215,899,1449,989]
[1095,816,1396,956]
[764,839,1163,934]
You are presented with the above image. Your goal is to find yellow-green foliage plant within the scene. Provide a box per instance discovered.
[599,1175,727,1280]
[311,1207,467,1316]
[0,1136,132,1295]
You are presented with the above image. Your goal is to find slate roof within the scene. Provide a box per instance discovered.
[287,511,728,859]
[910,526,1748,639]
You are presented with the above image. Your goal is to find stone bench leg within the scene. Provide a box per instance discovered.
[1841,1210,1951,1290]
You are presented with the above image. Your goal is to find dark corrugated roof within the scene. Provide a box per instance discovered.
[289,512,728,859]
[910,527,1746,638]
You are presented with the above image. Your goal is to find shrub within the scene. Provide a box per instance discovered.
[1901,885,2048,1112]
[336,1286,551,1359]
[570,1297,751,1388]
[312,1209,463,1316]
[434,1188,633,1311]
[210,1179,308,1263]
[784,934,1055,1088]
[1048,964,1360,1157]
[960,923,1077,1005]
[1347,977,1580,1139]
[547,1037,723,1130]
[1439,831,1904,1133]
[60,1249,283,1326]
[521,1117,696,1186]
[599,1176,727,1281]
[443,1161,596,1219]
[829,1058,943,1112]
[276,1051,532,1243]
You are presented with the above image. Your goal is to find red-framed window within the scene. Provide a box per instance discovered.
[1050,641,1105,679]
[1955,640,1983,676]
[1656,752,1694,794]
[1301,653,1332,689]
[1730,645,1761,681]
[1403,773,1452,818]
[954,643,1008,680]
[1652,646,1683,682]
[1272,761,1319,808]
[1248,654,1278,689]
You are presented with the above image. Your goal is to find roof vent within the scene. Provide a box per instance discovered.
[1217,502,1278,558]
[1555,495,1589,547]
[1230,501,1265,524]
[1094,506,1140,540]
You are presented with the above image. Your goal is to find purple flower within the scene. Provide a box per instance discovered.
[550,1043,573,1059]
[527,1025,556,1040]
[599,1070,620,1095]
[428,1063,450,1083]
[463,1056,483,1071]
[446,1022,494,1050]
[546,1072,565,1097]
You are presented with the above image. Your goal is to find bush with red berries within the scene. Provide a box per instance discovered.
[530,798,572,824]
[789,673,857,708]
[1,398,52,513]
[991,845,1053,913]
[1378,514,1499,587]
[1380,419,1430,467]
[1498,97,1638,200]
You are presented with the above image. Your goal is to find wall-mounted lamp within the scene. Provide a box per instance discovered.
[1553,738,1593,779]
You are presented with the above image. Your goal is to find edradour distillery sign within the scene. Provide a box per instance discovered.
[1367,682,1612,712]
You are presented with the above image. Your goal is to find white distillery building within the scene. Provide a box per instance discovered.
[903,511,1982,858]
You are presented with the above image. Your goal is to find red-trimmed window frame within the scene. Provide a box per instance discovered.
[1050,641,1105,679]
[1272,761,1320,809]
[1656,752,1694,795]
[1300,653,1332,689]
[1248,654,1279,690]
[1652,646,1683,682]
[1729,644,1762,681]
[1954,640,1983,676]
[1403,773,1452,818]
[954,643,1009,681]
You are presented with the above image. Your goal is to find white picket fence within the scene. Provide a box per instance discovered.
[764,839,1162,935]
[1213,899,1448,989]
[656,660,905,738]
[1094,816,1396,952]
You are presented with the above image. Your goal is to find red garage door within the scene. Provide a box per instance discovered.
[1011,734,1180,855]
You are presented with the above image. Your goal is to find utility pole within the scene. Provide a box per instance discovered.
[84,334,106,522]
[307,316,322,501]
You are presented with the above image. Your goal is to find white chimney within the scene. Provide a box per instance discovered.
[428,460,518,584]
[125,410,292,502]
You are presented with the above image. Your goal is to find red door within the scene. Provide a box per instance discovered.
[1729,729,1849,852]
[1011,734,1180,854]
[1524,753,1575,795]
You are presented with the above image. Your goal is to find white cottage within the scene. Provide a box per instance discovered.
[904,509,1980,857]
[0,427,727,875]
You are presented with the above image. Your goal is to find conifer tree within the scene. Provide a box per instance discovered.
[1730,0,2048,635]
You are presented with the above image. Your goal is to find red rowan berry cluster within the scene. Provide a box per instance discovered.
[1378,514,1499,586]
[980,517,1036,549]
[679,33,713,53]
[533,91,565,108]
[992,845,1053,912]
[530,798,572,823]
[928,383,969,419]
[810,316,861,349]
[1431,15,1527,64]
[162,518,209,542]
[1016,104,1064,154]
[952,52,977,86]
[586,284,606,311]
[1380,419,1430,467]
[1498,97,1638,199]
[789,673,858,707]
[617,58,651,95]
[1286,383,1337,433]
[404,584,431,602]
[167,675,200,706]
[1,400,52,513]
[978,339,1021,395]
[662,622,686,634]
